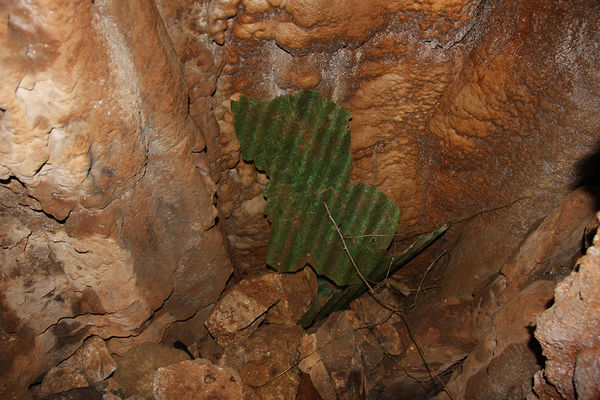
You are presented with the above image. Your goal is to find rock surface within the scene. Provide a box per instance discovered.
[219,324,305,400]
[1,0,599,398]
[112,344,191,399]
[152,359,243,400]
[39,367,90,399]
[533,212,600,400]
[42,387,103,400]
[426,190,597,400]
[205,268,317,345]
[0,0,232,397]
[299,310,385,400]
[205,0,600,278]
[60,336,117,384]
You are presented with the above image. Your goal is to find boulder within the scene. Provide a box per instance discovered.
[113,344,190,399]
[152,359,243,400]
[60,336,117,384]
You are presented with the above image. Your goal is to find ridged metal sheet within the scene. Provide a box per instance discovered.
[232,90,399,287]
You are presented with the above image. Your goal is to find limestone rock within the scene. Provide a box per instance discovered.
[113,344,191,399]
[205,268,317,345]
[265,267,318,325]
[0,1,232,396]
[209,0,600,279]
[101,393,122,400]
[298,310,384,400]
[42,387,103,400]
[295,373,323,400]
[427,191,598,400]
[152,359,243,400]
[220,324,305,400]
[60,336,117,384]
[205,275,279,346]
[230,0,477,52]
[39,367,90,399]
[533,214,600,400]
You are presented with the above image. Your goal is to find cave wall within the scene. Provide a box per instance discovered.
[1,0,599,399]
[186,0,600,276]
[0,0,232,397]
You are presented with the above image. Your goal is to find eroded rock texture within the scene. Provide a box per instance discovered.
[1,0,600,399]
[189,0,600,277]
[0,0,231,397]
[533,213,600,400]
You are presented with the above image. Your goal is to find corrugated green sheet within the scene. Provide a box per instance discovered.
[232,90,399,287]
[232,90,446,326]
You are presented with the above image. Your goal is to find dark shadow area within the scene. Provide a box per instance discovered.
[527,325,546,368]
[572,139,600,210]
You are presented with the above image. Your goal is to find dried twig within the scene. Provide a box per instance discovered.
[412,250,447,308]
[324,201,375,293]
[344,196,531,240]
[323,201,457,400]
[258,313,393,387]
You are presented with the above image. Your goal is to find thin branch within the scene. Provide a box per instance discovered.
[323,201,457,400]
[344,196,531,240]
[323,201,375,293]
[412,250,447,308]
[258,313,393,387]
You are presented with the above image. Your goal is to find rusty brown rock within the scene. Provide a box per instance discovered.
[152,359,243,400]
[205,268,316,345]
[207,0,600,279]
[428,190,598,399]
[533,213,600,400]
[113,343,191,399]
[205,274,280,346]
[39,367,90,399]
[265,267,318,325]
[60,336,117,384]
[220,324,305,400]
[298,310,384,400]
[429,280,554,400]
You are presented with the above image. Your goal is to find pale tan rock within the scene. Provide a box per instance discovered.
[533,214,600,400]
[1,1,232,397]
[60,336,117,384]
[209,0,241,44]
[152,359,243,400]
[232,0,475,51]
[39,367,90,398]
[205,274,280,345]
